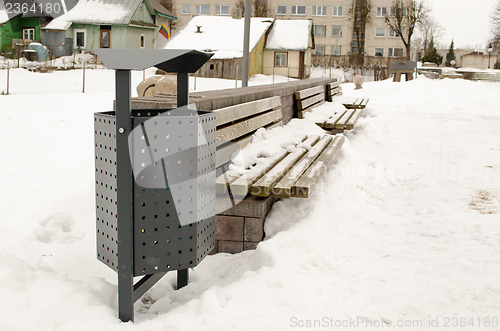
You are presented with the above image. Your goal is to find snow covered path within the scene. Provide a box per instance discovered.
[0,70,499,330]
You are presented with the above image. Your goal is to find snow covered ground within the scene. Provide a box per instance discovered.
[0,68,500,330]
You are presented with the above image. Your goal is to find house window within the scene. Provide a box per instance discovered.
[331,26,341,36]
[140,34,145,48]
[74,29,86,48]
[209,63,215,70]
[22,28,35,40]
[291,5,306,15]
[375,27,385,37]
[332,6,343,17]
[312,5,327,16]
[215,4,229,15]
[375,47,384,56]
[182,5,190,14]
[312,45,325,55]
[277,5,286,15]
[388,47,404,57]
[274,52,287,67]
[313,25,326,37]
[331,45,341,56]
[390,7,407,17]
[377,7,387,17]
[389,28,404,38]
[196,4,210,14]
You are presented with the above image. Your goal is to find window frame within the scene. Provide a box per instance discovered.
[332,6,343,17]
[140,34,145,49]
[376,7,387,17]
[331,45,341,56]
[291,5,306,15]
[375,47,384,57]
[195,4,210,15]
[312,45,325,55]
[22,28,35,40]
[331,25,342,37]
[274,52,288,67]
[313,25,326,37]
[375,27,386,37]
[215,4,230,15]
[312,5,327,16]
[277,5,287,15]
[74,29,86,49]
[182,5,191,14]
[388,47,404,57]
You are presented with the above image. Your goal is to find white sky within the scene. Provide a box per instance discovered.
[427,0,497,50]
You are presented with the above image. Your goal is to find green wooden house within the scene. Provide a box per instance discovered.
[41,0,176,57]
[0,3,52,54]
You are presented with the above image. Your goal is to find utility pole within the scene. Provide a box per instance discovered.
[242,0,251,87]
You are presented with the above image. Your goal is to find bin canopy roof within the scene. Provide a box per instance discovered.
[95,49,213,73]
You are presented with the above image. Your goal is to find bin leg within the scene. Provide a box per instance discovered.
[115,69,135,322]
[177,269,189,289]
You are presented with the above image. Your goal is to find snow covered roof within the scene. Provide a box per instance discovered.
[43,0,143,30]
[164,16,274,60]
[0,1,8,24]
[265,20,312,51]
[149,0,176,20]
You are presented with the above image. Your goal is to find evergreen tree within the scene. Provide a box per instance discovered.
[445,40,456,67]
[421,37,443,66]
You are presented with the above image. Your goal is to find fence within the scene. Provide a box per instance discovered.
[0,53,104,71]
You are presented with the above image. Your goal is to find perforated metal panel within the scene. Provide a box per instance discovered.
[95,114,119,271]
[94,109,216,275]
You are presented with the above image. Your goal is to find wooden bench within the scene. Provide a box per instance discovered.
[326,82,342,101]
[214,96,282,168]
[295,85,326,119]
[213,96,345,200]
[342,98,369,109]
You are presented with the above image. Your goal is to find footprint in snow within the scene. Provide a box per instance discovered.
[33,213,84,243]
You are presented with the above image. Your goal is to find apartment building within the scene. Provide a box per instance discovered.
[171,0,408,59]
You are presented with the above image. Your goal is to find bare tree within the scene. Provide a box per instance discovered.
[491,0,500,52]
[418,15,443,54]
[385,0,427,60]
[232,0,272,18]
[348,0,372,63]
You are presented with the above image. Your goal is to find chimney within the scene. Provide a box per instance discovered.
[196,26,202,33]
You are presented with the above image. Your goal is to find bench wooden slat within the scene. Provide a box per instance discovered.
[334,109,356,130]
[215,96,281,126]
[272,135,332,198]
[216,135,253,168]
[227,150,288,197]
[216,172,239,195]
[291,135,345,198]
[345,109,362,130]
[343,98,369,109]
[297,93,325,111]
[251,135,320,197]
[216,109,282,146]
[294,86,324,100]
[228,134,307,196]
[323,109,347,129]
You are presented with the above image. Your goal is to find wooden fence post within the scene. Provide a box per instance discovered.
[82,61,86,93]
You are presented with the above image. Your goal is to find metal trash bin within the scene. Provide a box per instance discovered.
[93,49,215,322]
[94,108,216,276]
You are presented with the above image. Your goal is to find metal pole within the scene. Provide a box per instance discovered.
[241,0,251,87]
[176,71,189,289]
[143,69,145,81]
[194,71,197,91]
[82,61,86,93]
[6,62,10,95]
[115,70,134,323]
[235,65,239,88]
